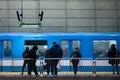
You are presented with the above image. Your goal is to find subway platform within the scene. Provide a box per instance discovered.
[0,72,120,80]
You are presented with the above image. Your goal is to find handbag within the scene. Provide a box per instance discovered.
[70,54,74,62]
[57,60,61,69]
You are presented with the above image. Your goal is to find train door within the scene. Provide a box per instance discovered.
[0,41,2,58]
[61,40,80,57]
[25,40,48,56]
[0,40,12,71]
[0,41,2,71]
[2,40,11,58]
[60,40,80,71]
[24,40,48,71]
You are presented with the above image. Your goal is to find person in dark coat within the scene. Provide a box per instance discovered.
[21,47,29,75]
[49,42,63,75]
[44,49,51,75]
[108,44,119,74]
[27,45,39,75]
[70,47,82,75]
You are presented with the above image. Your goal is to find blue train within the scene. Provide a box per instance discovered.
[0,32,120,72]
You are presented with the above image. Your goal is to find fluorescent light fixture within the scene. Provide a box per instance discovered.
[20,23,41,28]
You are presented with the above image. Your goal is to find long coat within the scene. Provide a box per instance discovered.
[108,47,120,65]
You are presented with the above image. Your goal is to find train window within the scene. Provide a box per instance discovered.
[4,40,11,57]
[25,40,48,56]
[61,40,68,56]
[25,40,47,45]
[93,40,116,57]
[72,40,80,50]
[60,40,80,56]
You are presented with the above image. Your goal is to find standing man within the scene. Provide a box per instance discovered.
[49,42,63,75]
[27,45,39,76]
[108,44,120,74]
[21,46,29,75]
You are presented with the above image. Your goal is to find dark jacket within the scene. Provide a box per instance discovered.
[49,44,63,58]
[28,46,39,59]
[22,50,29,58]
[45,49,51,62]
[70,51,82,66]
[108,47,120,64]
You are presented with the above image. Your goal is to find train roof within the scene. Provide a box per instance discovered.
[0,32,120,37]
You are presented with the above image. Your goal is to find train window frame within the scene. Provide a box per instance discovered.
[60,40,69,56]
[60,40,80,57]
[72,40,80,50]
[4,40,12,57]
[25,40,47,45]
[93,40,116,58]
[25,40,48,56]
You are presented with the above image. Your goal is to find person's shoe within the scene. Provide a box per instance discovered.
[35,74,39,77]
[117,72,119,74]
[20,73,23,75]
[27,74,32,77]
[113,72,115,75]
[74,74,77,77]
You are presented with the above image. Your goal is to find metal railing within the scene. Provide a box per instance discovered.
[0,58,120,77]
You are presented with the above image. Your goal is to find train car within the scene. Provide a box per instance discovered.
[0,32,120,72]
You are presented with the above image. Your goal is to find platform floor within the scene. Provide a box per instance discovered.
[0,72,120,77]
[0,76,120,80]
[0,73,120,80]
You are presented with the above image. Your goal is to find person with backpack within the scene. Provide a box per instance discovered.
[48,42,63,75]
[70,47,82,75]
[21,46,29,75]
[107,44,120,74]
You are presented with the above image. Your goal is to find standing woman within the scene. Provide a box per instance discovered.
[70,47,82,75]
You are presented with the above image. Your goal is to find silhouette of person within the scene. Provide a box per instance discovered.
[21,47,29,75]
[70,47,82,75]
[108,44,119,74]
[44,49,51,75]
[49,42,63,75]
[27,45,39,76]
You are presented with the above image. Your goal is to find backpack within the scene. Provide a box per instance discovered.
[72,52,77,58]
[72,51,78,58]
[70,51,80,62]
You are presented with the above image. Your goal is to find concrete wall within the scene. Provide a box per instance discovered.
[0,0,120,32]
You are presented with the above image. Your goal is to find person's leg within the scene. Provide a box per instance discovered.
[21,60,27,74]
[74,65,77,74]
[112,64,115,74]
[33,60,38,75]
[46,61,50,75]
[73,65,76,74]
[54,66,57,75]
[116,64,119,74]
[28,61,32,75]
[21,61,25,74]
[54,60,58,75]
[51,60,54,74]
